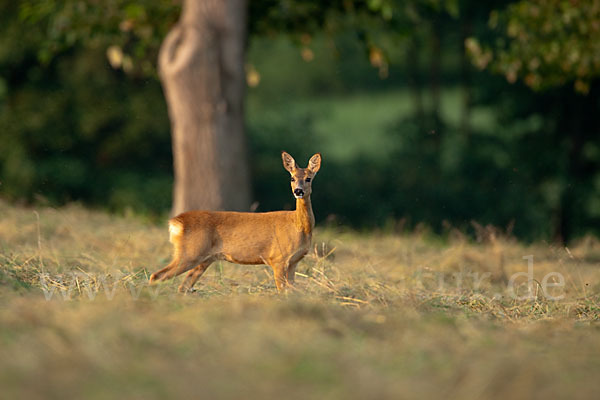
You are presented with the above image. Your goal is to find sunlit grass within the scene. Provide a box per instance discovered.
[0,200,599,399]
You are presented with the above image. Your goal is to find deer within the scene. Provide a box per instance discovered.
[149,151,321,292]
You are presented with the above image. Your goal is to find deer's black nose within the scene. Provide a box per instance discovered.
[294,188,304,197]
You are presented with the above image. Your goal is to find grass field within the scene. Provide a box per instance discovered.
[1,200,599,399]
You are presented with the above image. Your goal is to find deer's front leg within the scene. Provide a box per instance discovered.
[269,262,289,292]
[286,261,300,286]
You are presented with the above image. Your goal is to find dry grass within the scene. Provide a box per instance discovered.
[1,200,599,399]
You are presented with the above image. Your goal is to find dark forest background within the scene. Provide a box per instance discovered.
[1,0,599,243]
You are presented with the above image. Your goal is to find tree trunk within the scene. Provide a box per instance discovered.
[159,0,251,215]
[554,90,585,244]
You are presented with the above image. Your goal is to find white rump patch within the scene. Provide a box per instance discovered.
[168,220,183,243]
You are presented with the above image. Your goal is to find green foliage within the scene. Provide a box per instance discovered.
[1,0,599,241]
[0,3,172,213]
[468,0,600,93]
[18,0,179,76]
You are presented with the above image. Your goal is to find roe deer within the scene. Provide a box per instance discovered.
[149,151,321,292]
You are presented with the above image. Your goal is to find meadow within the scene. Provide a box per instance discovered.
[1,199,599,399]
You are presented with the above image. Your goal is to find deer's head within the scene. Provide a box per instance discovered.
[282,151,321,199]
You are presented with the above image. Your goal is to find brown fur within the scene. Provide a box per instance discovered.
[149,152,321,292]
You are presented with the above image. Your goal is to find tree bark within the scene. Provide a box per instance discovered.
[554,89,586,244]
[159,0,251,215]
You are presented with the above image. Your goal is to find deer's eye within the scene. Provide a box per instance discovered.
[290,177,295,182]
[306,178,312,182]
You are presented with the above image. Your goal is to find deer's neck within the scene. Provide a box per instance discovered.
[295,196,314,235]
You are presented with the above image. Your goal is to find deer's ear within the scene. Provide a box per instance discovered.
[308,153,321,174]
[282,151,297,173]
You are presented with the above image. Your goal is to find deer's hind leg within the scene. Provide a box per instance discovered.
[178,262,212,293]
[149,258,179,284]
[150,225,213,285]
[150,254,211,284]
